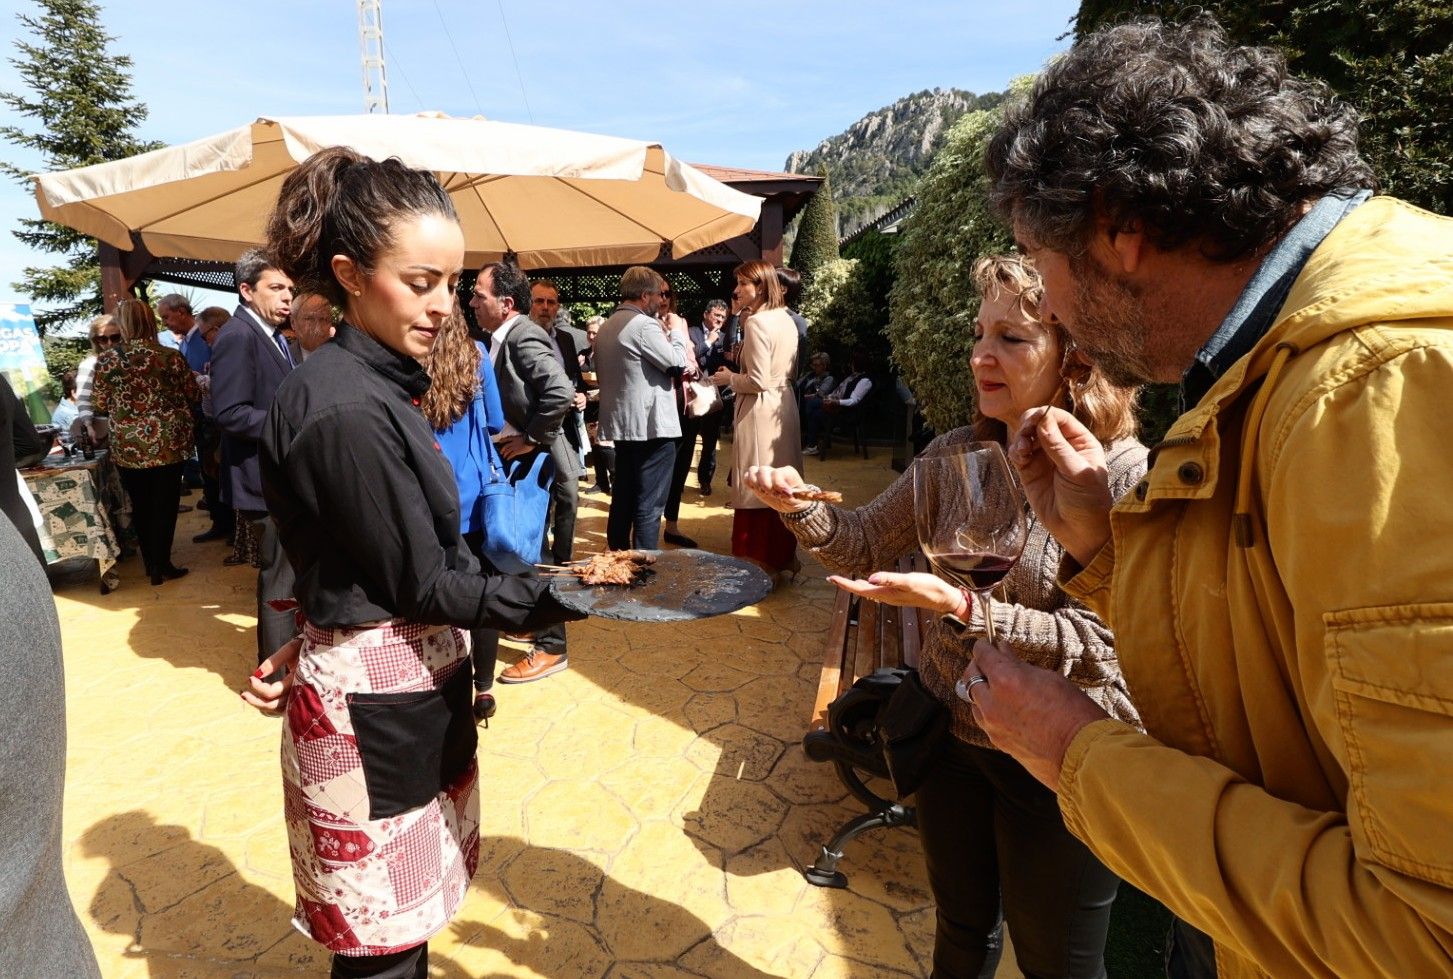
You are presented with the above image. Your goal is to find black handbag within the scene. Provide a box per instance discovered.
[877,668,951,798]
[825,667,949,800]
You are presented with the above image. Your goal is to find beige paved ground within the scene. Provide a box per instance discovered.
[51,445,1018,978]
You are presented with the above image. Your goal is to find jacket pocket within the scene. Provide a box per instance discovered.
[1326,604,1453,885]
[346,662,477,821]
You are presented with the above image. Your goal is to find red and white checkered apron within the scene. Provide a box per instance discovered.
[281,618,479,956]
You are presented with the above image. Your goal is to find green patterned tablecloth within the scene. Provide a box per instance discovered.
[22,453,128,583]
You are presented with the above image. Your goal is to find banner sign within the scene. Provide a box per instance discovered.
[0,303,55,421]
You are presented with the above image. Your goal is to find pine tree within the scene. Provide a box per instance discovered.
[0,0,161,333]
[789,168,841,285]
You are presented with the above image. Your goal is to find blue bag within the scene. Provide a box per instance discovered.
[476,420,553,568]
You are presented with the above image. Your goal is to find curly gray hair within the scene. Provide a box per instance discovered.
[986,17,1375,261]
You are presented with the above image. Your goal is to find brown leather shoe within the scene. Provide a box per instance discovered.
[497,648,568,684]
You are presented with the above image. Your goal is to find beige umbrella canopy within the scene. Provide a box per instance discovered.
[32,114,763,269]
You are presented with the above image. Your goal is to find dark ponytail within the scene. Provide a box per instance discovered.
[265,146,458,308]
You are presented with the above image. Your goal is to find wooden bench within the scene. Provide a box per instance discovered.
[801,552,937,888]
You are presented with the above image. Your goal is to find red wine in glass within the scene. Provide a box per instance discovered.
[913,440,1028,648]
[933,552,1017,591]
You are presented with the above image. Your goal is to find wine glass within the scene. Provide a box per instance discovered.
[912,440,1028,646]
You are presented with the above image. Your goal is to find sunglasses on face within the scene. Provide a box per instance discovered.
[96,334,122,345]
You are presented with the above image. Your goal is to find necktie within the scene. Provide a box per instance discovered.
[273,329,294,367]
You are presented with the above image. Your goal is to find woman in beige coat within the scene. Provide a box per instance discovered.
[711,260,803,576]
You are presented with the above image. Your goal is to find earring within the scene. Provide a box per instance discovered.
[353,290,361,297]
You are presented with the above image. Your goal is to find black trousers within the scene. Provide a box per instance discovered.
[196,417,233,534]
[116,462,183,577]
[696,408,722,490]
[915,738,1120,979]
[591,441,615,493]
[606,437,677,550]
[545,461,578,568]
[242,510,297,665]
[663,413,703,523]
[331,943,426,978]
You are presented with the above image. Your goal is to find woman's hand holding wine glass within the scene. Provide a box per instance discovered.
[914,441,1029,708]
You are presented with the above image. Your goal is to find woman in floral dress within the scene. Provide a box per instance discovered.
[91,298,200,586]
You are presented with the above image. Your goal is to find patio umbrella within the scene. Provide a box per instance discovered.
[31,114,762,269]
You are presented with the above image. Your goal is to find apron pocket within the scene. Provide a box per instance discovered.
[347,663,478,820]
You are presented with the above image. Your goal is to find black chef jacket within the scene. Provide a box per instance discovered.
[262,322,580,632]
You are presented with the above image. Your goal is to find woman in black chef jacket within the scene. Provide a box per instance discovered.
[239,146,583,979]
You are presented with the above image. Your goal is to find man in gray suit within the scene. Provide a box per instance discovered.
[596,266,688,550]
[470,261,577,684]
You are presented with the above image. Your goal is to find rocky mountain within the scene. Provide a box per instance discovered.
[785,87,1003,236]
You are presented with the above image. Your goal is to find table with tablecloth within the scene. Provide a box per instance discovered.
[21,451,129,591]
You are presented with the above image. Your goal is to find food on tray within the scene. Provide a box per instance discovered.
[573,550,658,586]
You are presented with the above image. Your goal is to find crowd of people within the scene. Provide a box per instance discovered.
[7,13,1453,979]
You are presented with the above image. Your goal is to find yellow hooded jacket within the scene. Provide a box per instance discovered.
[1057,197,1453,978]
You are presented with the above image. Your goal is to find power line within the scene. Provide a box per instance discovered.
[432,0,487,118]
[495,0,535,124]
[380,36,424,112]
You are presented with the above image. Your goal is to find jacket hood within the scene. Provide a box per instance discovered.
[1211,197,1453,405]
[1154,196,1453,547]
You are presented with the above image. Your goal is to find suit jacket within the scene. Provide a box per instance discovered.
[595,304,687,442]
[210,305,297,511]
[492,314,580,480]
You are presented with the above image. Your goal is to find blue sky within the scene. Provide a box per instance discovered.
[0,0,1079,321]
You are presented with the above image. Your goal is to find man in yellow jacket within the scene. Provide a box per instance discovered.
[961,16,1453,979]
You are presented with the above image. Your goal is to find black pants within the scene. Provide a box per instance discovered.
[196,418,233,534]
[607,438,677,550]
[545,463,578,568]
[591,441,615,493]
[696,408,722,490]
[663,413,703,522]
[117,462,183,577]
[1165,917,1219,979]
[242,510,297,665]
[915,738,1120,979]
[331,943,426,978]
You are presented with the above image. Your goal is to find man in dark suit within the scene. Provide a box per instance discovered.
[528,279,588,569]
[209,248,296,668]
[469,262,577,685]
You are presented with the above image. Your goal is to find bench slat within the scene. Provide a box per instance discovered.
[851,590,880,689]
[809,588,855,732]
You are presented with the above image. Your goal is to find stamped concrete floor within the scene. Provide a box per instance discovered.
[53,445,1023,978]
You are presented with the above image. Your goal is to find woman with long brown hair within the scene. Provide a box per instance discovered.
[240,147,581,978]
[420,304,535,725]
[709,259,803,578]
[746,254,1147,979]
[91,298,200,585]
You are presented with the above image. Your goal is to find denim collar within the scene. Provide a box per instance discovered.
[1181,189,1370,406]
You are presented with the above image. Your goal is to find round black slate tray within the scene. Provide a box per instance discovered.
[548,549,773,622]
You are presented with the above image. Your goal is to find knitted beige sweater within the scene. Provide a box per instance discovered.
[788,426,1148,749]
